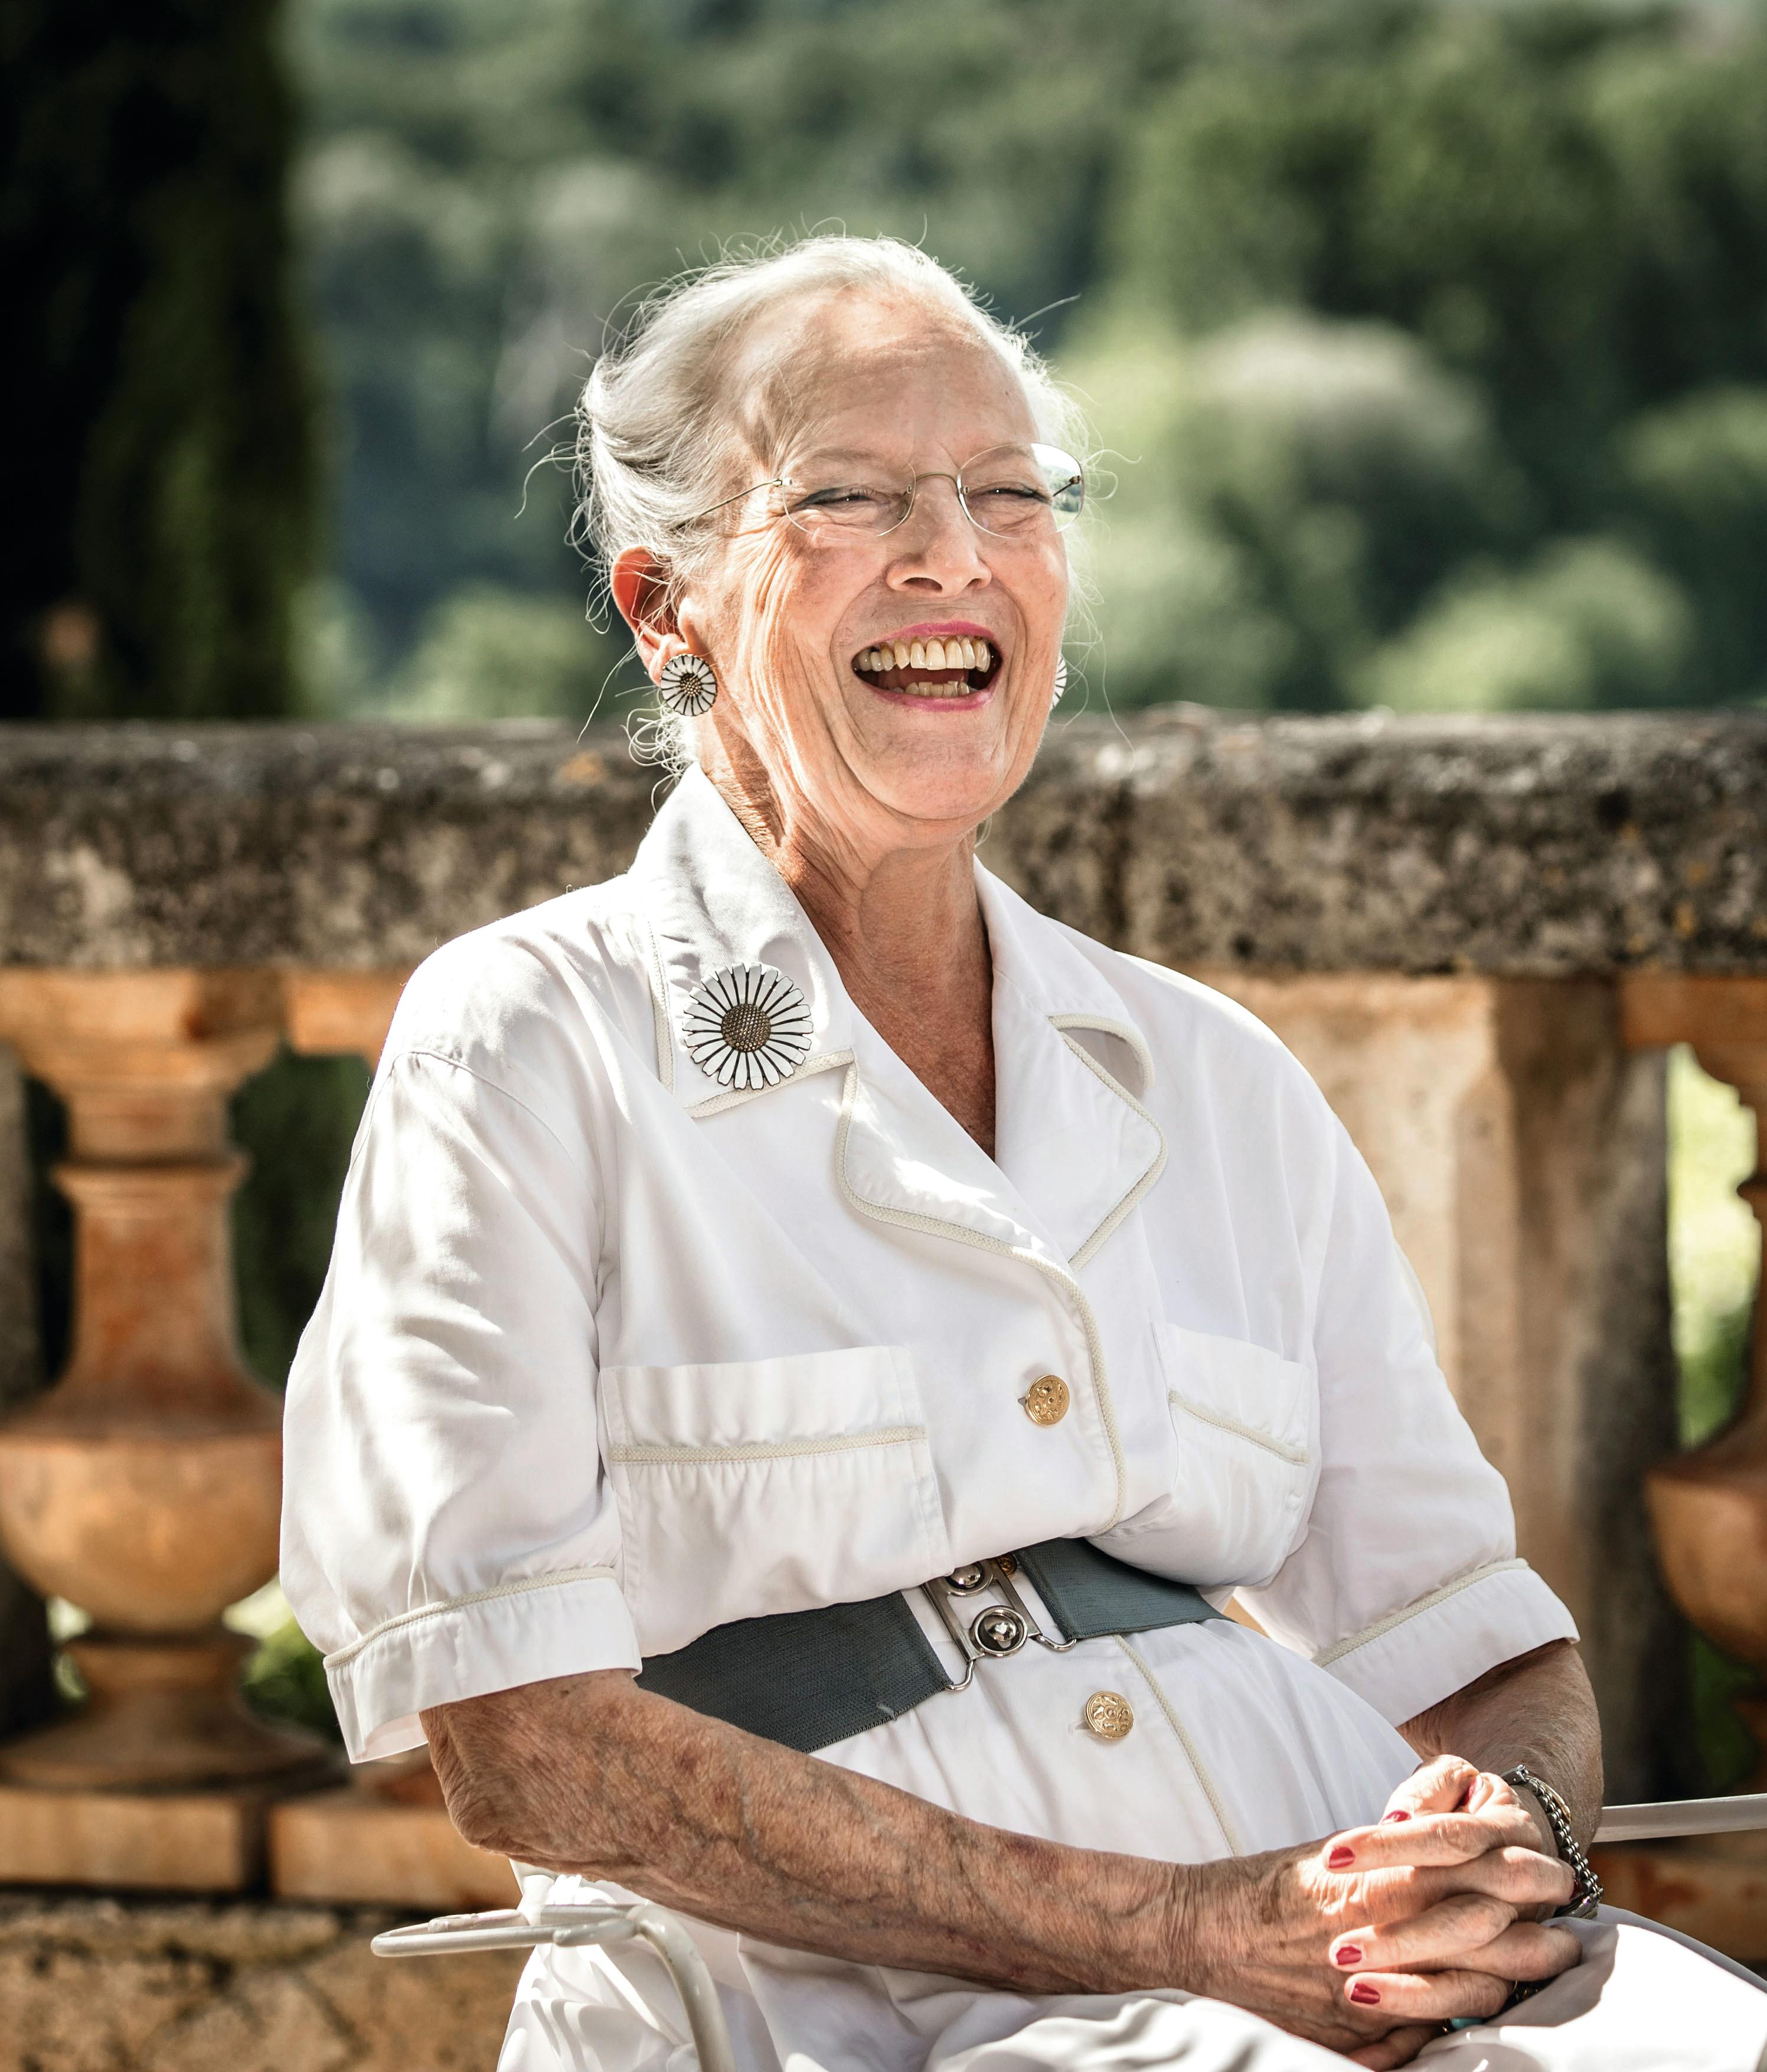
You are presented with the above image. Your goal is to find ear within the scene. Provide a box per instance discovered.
[609,549,680,680]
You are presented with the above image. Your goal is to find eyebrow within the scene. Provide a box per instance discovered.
[786,440,1034,473]
[788,446,899,472]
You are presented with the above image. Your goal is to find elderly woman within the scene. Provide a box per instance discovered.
[282,237,1764,2072]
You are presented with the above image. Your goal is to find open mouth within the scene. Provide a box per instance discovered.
[851,634,999,700]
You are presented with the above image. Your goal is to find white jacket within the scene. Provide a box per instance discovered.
[281,765,1577,2068]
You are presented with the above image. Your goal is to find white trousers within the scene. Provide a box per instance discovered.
[498,1909,1767,2072]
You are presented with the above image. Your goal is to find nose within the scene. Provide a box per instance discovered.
[886,476,991,595]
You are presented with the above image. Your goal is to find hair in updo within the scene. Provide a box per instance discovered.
[570,234,1087,757]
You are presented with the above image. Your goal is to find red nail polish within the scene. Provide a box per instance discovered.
[1327,1846,1355,1868]
[1349,1981,1380,2006]
[1382,1809,1411,1823]
[1334,1944,1364,1967]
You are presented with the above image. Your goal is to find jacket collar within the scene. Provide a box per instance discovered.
[629,766,857,1098]
[626,767,1164,1270]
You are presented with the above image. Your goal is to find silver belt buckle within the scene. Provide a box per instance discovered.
[921,1555,1076,1693]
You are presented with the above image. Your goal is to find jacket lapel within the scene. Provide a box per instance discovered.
[981,872,1167,1270]
[625,772,1165,1271]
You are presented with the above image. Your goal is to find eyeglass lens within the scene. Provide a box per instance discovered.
[779,444,1084,541]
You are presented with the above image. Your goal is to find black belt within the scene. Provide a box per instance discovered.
[635,1538,1224,1755]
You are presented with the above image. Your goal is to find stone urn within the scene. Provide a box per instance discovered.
[0,973,325,1789]
[1646,1029,1767,1789]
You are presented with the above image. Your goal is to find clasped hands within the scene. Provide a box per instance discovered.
[1184,1754,1582,2068]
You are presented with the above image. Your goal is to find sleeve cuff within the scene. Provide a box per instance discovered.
[324,1567,641,1762]
[1313,1560,1579,1726]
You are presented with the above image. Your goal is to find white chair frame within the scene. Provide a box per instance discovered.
[373,1866,737,2072]
[374,1802,1767,2071]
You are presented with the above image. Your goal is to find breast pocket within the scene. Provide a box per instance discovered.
[598,1345,950,1655]
[1118,1324,1318,1588]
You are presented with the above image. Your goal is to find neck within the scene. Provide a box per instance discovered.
[700,751,997,1150]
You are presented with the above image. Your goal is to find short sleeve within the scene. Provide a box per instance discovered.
[1237,1111,1578,1727]
[280,1045,639,1763]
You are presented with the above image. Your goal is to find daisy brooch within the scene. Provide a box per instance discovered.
[683,962,813,1091]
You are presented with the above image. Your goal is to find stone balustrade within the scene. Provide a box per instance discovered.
[0,710,1763,2054]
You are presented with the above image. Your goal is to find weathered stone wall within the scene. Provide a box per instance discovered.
[1,710,1763,971]
[0,712,1758,2056]
[0,1896,522,2072]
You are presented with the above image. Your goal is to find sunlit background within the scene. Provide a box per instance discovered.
[10,0,1764,1775]
[279,0,1767,729]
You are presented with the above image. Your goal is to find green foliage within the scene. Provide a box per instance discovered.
[1115,6,1767,513]
[243,1611,344,1742]
[386,583,631,722]
[1070,310,1521,709]
[1361,537,1692,713]
[1090,1,1767,714]
[231,1050,371,1391]
[2,0,316,718]
[288,0,1767,719]
[1619,386,1767,705]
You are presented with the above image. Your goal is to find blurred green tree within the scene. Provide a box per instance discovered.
[1082,0,1767,713]
[1069,311,1524,709]
[290,0,1767,722]
[2,0,316,718]
[1115,5,1767,520]
[1618,386,1767,707]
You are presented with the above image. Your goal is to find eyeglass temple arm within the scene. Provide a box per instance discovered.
[687,477,787,524]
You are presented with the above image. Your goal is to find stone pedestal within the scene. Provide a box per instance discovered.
[1194,971,1681,1799]
[269,1788,514,1911]
[0,973,326,1871]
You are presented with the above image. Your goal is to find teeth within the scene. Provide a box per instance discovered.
[852,636,997,678]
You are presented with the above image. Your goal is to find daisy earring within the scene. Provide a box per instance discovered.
[658,651,718,717]
[1053,657,1069,704]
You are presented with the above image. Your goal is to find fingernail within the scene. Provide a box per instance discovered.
[1327,1846,1355,1868]
[1334,1944,1364,1967]
[1349,1981,1381,2006]
[1381,1809,1411,1823]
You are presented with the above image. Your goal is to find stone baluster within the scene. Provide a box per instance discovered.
[1626,977,1767,1782]
[0,1046,54,1740]
[0,971,323,1832]
[1615,978,1765,1790]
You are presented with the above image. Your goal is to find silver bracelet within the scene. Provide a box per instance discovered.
[1501,1764,1602,1919]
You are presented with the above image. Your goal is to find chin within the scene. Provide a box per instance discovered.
[838,684,1046,833]
[860,760,1021,834]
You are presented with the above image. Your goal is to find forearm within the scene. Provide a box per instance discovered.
[1398,1640,1602,1848]
[424,1670,1183,1995]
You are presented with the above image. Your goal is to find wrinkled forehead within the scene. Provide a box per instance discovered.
[725,288,1039,477]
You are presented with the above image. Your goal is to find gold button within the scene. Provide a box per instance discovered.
[1021,1374,1070,1427]
[1083,1691,1134,1741]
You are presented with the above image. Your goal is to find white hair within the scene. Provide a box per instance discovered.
[569,234,1089,759]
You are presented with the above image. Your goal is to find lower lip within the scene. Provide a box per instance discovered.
[865,683,998,717]
[859,677,997,714]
